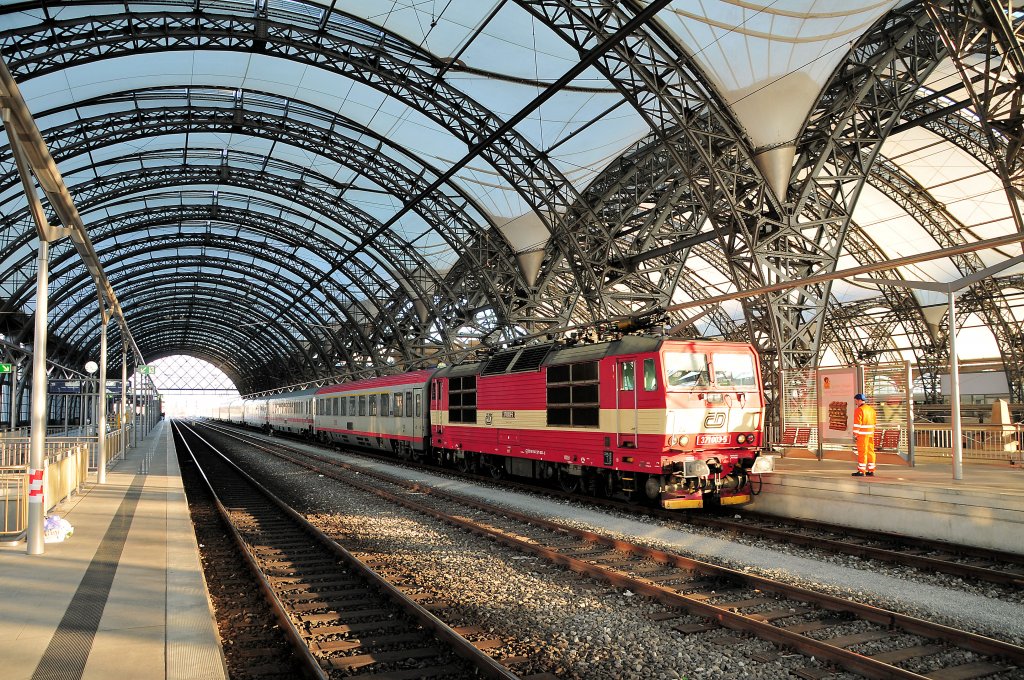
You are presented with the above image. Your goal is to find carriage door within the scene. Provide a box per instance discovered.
[616,359,638,448]
[412,388,423,450]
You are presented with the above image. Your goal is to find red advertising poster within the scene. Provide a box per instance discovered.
[817,368,857,444]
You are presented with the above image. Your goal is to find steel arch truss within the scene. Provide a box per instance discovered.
[0,80,558,386]
[925,0,1024,235]
[0,0,1020,398]
[0,2,609,329]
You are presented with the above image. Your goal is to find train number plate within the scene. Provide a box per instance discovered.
[696,433,731,445]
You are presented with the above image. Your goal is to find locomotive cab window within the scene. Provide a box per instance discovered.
[619,361,635,391]
[712,353,757,389]
[665,352,710,390]
[643,358,657,391]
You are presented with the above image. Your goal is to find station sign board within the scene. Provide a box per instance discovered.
[0,363,12,374]
[47,379,129,394]
[48,379,83,394]
[137,365,155,375]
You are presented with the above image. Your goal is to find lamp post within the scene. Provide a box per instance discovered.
[855,253,1024,480]
[84,360,98,435]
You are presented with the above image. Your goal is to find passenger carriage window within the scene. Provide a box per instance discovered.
[369,395,377,416]
[415,392,421,418]
[393,392,403,416]
[620,361,635,391]
[333,398,340,416]
[349,396,356,414]
[359,395,366,416]
[405,391,413,417]
[380,393,389,417]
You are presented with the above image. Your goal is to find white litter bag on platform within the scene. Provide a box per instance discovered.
[43,515,74,543]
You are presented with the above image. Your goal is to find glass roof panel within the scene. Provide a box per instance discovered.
[853,185,946,262]
[658,1,900,149]
[2,0,1020,377]
[831,278,878,305]
[956,317,1000,361]
[327,0,501,54]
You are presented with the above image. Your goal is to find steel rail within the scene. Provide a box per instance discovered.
[196,422,1024,679]
[172,421,328,680]
[687,512,1024,588]
[174,420,521,680]
[204,420,1024,589]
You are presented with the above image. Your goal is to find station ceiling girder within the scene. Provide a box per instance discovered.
[0,1,1021,404]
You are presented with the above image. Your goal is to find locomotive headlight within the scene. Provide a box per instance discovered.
[681,435,689,446]
[736,434,747,444]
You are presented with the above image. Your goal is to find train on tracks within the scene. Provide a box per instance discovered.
[217,335,773,508]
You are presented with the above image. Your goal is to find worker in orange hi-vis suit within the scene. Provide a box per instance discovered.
[851,393,877,477]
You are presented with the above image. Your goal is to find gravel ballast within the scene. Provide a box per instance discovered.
[294,445,1024,646]
[207,429,1023,679]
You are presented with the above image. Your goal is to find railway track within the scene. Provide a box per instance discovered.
[227,421,1024,590]
[175,426,303,679]
[173,421,521,680]
[192,421,1024,680]
[677,510,1024,589]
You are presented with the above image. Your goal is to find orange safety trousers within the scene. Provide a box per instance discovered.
[856,435,875,472]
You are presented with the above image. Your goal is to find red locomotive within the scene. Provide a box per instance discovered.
[222,335,771,508]
[431,336,768,508]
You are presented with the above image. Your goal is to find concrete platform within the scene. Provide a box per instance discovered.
[753,454,1024,554]
[0,421,228,680]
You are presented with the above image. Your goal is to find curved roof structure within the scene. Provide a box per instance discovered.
[0,1,1022,399]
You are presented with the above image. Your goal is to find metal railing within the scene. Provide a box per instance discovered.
[770,422,1024,467]
[0,442,87,541]
[913,422,1023,465]
[0,424,135,541]
[0,467,26,538]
